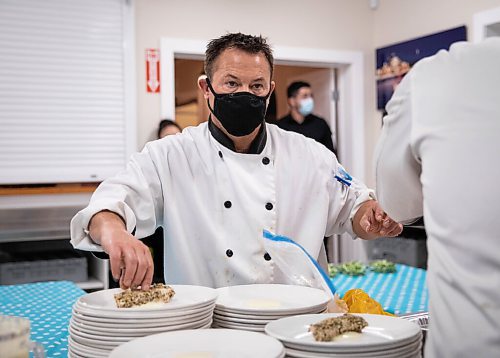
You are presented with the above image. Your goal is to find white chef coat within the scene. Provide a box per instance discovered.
[71,122,373,288]
[375,38,500,358]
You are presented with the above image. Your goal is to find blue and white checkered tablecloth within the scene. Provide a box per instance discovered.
[0,265,427,357]
[0,281,85,358]
[331,263,428,315]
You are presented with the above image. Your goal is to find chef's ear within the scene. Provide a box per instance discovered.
[270,80,276,94]
[198,75,210,100]
[267,80,276,105]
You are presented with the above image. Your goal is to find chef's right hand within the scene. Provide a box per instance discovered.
[88,210,154,290]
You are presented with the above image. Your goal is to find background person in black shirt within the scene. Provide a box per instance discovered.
[276,81,336,154]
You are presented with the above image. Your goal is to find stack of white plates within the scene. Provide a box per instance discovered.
[109,328,286,358]
[68,285,217,358]
[265,313,423,358]
[212,284,330,332]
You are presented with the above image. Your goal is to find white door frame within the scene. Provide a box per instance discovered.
[473,6,500,43]
[160,38,365,181]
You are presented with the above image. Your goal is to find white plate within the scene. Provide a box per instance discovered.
[68,336,111,356]
[109,328,285,358]
[70,332,122,348]
[283,333,421,354]
[70,321,217,350]
[70,318,211,336]
[70,317,213,338]
[69,315,213,341]
[265,313,421,352]
[77,285,217,314]
[71,311,213,333]
[73,302,215,321]
[213,314,274,324]
[213,305,327,319]
[212,317,266,328]
[215,284,330,315]
[213,306,326,324]
[214,303,328,316]
[75,297,216,314]
[214,304,329,317]
[211,322,264,332]
[68,348,88,358]
[69,343,108,358]
[284,338,422,357]
[69,325,130,343]
[285,344,422,358]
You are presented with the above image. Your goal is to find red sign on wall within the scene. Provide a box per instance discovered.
[146,49,160,93]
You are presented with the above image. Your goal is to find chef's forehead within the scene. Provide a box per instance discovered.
[204,33,274,80]
[210,49,272,81]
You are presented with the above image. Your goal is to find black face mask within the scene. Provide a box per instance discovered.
[206,78,271,137]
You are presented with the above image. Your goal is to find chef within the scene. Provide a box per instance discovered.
[374,38,500,358]
[70,32,402,290]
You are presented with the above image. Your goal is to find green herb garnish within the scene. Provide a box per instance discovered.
[328,263,340,278]
[337,261,367,276]
[370,259,397,273]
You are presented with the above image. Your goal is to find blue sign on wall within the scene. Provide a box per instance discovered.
[376,26,467,110]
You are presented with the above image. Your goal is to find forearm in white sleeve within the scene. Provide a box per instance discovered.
[325,159,376,238]
[374,73,423,224]
[70,145,164,251]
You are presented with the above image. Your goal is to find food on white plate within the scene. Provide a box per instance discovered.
[114,283,175,308]
[309,314,368,342]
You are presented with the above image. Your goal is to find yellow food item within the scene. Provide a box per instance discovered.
[343,289,394,316]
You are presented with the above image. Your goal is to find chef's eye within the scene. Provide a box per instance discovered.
[251,84,265,93]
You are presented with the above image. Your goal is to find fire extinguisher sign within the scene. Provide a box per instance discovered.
[146,49,160,93]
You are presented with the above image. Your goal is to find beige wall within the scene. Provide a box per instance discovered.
[373,0,500,47]
[135,0,500,186]
[366,0,500,186]
[135,0,374,150]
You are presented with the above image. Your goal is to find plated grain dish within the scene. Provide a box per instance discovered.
[114,283,175,308]
[309,313,368,341]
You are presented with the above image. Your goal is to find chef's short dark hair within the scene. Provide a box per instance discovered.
[205,33,274,80]
[287,81,311,98]
[157,119,181,139]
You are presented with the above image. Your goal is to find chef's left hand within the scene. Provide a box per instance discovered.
[353,200,403,240]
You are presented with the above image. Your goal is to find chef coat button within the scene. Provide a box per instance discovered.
[218,151,223,159]
[262,157,270,165]
[226,249,233,257]
[265,202,273,210]
[264,252,272,261]
[224,201,232,208]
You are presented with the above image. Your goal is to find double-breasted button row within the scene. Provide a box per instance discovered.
[223,200,273,211]
[225,249,271,261]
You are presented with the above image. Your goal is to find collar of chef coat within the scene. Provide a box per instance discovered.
[208,117,267,154]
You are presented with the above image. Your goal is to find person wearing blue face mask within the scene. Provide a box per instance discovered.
[276,81,336,154]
